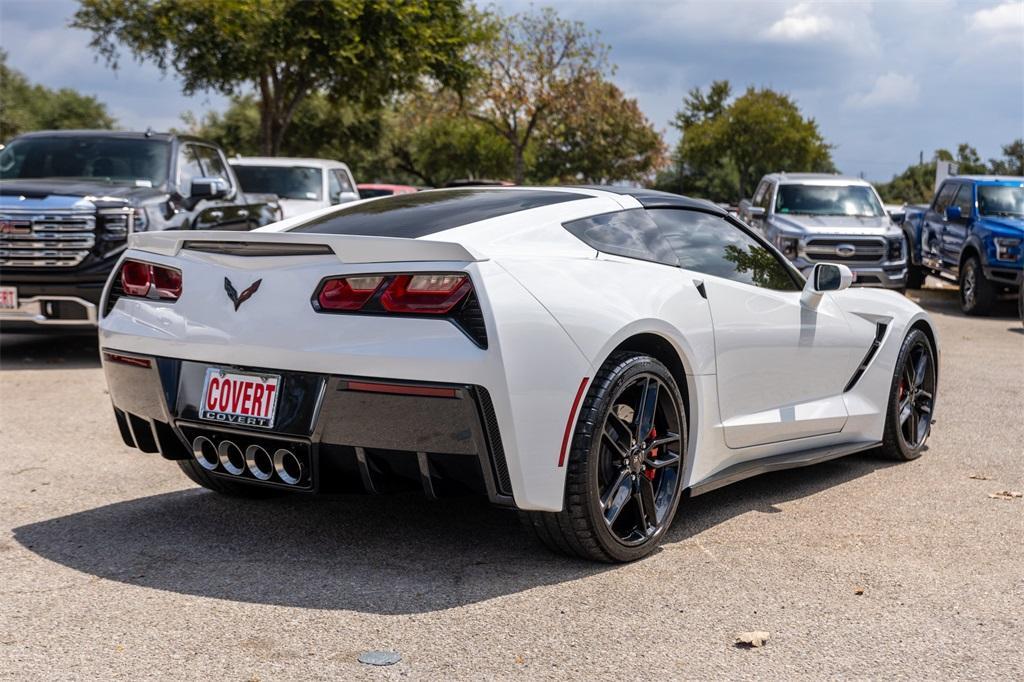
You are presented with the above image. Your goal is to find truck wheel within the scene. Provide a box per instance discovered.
[959,255,995,315]
[905,266,926,290]
[176,459,287,498]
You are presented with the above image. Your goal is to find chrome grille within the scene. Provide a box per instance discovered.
[803,237,887,264]
[0,210,97,267]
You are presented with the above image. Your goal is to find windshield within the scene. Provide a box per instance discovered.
[775,184,885,217]
[0,136,170,187]
[233,165,322,201]
[977,184,1024,217]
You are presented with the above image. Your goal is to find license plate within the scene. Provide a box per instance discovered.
[199,368,281,429]
[0,286,17,310]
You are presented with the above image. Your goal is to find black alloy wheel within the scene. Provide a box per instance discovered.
[522,352,687,562]
[959,255,995,315]
[879,328,937,461]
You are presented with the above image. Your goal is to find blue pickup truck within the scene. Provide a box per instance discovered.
[903,175,1023,315]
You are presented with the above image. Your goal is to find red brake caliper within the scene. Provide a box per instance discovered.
[645,427,657,481]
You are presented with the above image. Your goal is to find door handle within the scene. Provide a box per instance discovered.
[208,210,224,220]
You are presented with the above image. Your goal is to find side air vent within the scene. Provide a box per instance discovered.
[452,291,488,349]
[475,387,512,496]
[844,322,888,392]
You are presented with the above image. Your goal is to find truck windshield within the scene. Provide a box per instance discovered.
[775,184,885,217]
[233,165,322,201]
[0,136,170,187]
[977,185,1024,217]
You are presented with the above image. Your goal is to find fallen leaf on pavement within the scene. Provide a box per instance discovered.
[734,631,770,648]
[989,491,1022,500]
[968,474,991,480]
[854,587,865,595]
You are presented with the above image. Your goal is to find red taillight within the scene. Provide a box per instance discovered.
[120,260,152,297]
[314,273,471,315]
[119,260,182,301]
[380,274,471,314]
[318,276,384,311]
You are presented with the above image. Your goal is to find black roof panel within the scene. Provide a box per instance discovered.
[290,188,588,238]
[575,186,726,214]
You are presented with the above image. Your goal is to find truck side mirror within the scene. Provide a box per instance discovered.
[945,205,962,221]
[747,206,766,218]
[190,177,229,200]
[801,262,853,306]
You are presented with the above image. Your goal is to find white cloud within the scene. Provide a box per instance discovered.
[846,73,920,109]
[969,1,1024,42]
[765,4,835,41]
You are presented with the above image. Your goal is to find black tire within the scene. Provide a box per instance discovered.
[176,459,287,498]
[521,352,687,562]
[878,328,936,461]
[959,254,995,315]
[905,265,926,290]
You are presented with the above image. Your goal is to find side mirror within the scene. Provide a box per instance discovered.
[190,177,229,200]
[802,262,853,306]
[945,205,962,221]
[747,206,766,218]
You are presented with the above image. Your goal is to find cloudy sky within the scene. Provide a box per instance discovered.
[1,0,1021,181]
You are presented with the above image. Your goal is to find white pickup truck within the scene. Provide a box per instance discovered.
[230,157,360,219]
[738,173,908,290]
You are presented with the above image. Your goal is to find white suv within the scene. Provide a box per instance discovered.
[739,173,907,289]
[230,157,359,219]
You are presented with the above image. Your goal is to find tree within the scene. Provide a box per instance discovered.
[663,81,834,202]
[876,140,1024,204]
[0,50,114,139]
[467,7,608,184]
[531,78,665,184]
[73,0,480,155]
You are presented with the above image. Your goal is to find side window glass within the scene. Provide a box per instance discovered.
[333,169,353,193]
[952,184,973,218]
[933,183,957,213]
[328,171,343,203]
[177,144,204,193]
[196,146,231,185]
[758,183,774,211]
[647,208,800,291]
[752,181,766,206]
[562,209,679,267]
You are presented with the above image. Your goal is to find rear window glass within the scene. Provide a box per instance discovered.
[289,188,586,238]
[562,209,679,266]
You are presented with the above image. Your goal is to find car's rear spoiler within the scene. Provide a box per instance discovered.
[128,230,485,264]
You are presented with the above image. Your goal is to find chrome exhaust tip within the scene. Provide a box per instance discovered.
[217,440,246,476]
[245,444,274,481]
[273,448,303,486]
[192,436,219,471]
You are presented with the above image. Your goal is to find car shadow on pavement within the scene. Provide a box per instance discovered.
[0,333,100,370]
[12,452,893,614]
[908,286,1019,320]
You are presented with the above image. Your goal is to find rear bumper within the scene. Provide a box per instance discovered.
[103,350,515,505]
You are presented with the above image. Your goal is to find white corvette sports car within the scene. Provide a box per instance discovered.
[99,186,939,562]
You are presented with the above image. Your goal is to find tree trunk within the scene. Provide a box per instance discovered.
[513,146,526,185]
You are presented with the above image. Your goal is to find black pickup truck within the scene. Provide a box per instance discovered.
[0,130,281,332]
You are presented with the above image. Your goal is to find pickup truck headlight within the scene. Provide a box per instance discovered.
[777,236,799,259]
[994,237,1021,261]
[887,237,904,261]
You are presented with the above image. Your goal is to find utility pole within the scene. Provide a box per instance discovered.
[919,150,924,166]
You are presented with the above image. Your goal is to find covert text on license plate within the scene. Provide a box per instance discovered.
[199,367,280,429]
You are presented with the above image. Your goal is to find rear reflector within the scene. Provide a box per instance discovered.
[345,380,457,398]
[103,351,152,368]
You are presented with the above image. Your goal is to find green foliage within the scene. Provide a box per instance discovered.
[531,78,666,184]
[0,50,114,139]
[723,244,794,290]
[73,0,480,155]
[876,140,1024,204]
[661,81,834,202]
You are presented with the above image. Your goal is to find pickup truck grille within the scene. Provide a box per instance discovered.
[0,210,97,267]
[803,237,887,264]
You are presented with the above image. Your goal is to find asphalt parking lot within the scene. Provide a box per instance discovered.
[1,283,1021,680]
